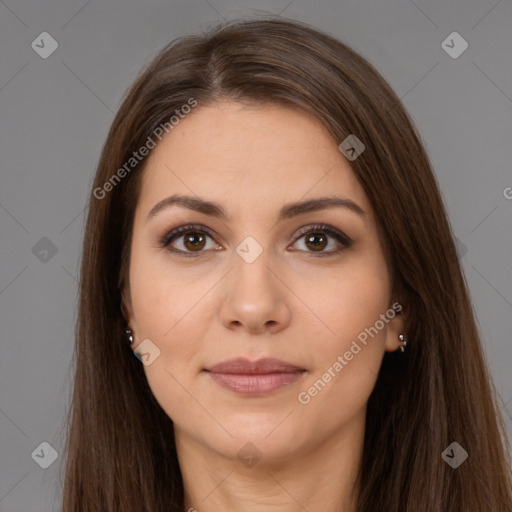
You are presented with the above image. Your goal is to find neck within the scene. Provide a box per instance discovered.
[176,408,365,512]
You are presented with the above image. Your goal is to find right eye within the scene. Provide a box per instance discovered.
[160,224,222,257]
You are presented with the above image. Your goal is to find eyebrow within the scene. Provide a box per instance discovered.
[146,194,367,223]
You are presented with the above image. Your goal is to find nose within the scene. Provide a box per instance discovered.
[218,247,291,335]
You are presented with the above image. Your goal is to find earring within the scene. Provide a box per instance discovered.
[125,328,134,345]
[398,333,407,352]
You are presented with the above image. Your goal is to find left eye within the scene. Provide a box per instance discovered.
[289,224,352,255]
[161,223,351,257]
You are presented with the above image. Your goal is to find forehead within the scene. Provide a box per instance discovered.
[137,102,372,220]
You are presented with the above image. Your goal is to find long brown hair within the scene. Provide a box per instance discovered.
[60,16,512,511]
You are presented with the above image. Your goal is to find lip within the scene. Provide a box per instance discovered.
[204,357,307,395]
[205,357,305,374]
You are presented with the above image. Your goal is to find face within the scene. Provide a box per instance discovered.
[122,101,404,465]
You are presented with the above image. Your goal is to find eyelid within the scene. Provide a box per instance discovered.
[290,223,352,248]
[160,223,218,248]
[160,222,352,256]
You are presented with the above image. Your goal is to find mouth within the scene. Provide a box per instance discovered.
[203,357,307,395]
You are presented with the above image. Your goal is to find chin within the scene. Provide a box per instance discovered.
[202,419,309,465]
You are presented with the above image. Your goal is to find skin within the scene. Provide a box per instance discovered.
[122,101,406,512]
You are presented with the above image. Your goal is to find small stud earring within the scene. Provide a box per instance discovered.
[398,333,407,352]
[125,328,134,345]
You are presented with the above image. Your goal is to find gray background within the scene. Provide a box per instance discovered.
[0,0,511,510]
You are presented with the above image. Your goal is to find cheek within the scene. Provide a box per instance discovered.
[294,249,391,398]
[292,287,390,435]
[130,273,204,367]
[129,259,208,424]
[129,237,205,338]
[128,244,219,388]
[296,247,390,345]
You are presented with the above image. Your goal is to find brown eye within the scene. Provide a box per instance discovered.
[161,224,220,256]
[183,232,206,251]
[304,232,328,252]
[290,224,352,256]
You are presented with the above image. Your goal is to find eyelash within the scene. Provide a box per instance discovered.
[160,223,352,258]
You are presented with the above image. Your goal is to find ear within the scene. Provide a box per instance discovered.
[121,283,139,345]
[383,299,407,352]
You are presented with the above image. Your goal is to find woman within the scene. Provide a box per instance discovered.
[60,16,512,511]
